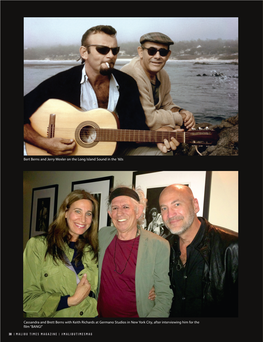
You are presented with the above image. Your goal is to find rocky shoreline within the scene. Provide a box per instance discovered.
[173,115,238,156]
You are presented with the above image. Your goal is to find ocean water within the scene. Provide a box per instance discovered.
[24,59,238,125]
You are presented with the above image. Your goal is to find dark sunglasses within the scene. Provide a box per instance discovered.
[87,45,120,56]
[142,46,170,57]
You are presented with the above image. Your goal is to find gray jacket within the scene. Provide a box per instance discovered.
[98,226,173,317]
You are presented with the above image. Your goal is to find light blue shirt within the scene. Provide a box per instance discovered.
[80,65,119,113]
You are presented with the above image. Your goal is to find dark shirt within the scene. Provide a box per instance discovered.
[169,220,205,317]
[168,217,238,317]
[57,242,84,311]
[151,76,161,105]
[69,241,84,274]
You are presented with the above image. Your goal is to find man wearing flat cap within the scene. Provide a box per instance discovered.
[97,186,173,317]
[122,32,195,154]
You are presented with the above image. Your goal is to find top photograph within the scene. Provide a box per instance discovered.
[23,17,238,158]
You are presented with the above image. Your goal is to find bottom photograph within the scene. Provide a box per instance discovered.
[23,170,238,320]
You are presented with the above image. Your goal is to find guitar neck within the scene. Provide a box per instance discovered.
[95,129,187,143]
[94,128,217,145]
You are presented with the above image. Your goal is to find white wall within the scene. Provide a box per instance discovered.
[23,171,134,249]
[209,171,238,232]
[23,171,238,249]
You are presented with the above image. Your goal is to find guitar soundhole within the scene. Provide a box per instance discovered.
[75,121,99,148]
[80,126,96,143]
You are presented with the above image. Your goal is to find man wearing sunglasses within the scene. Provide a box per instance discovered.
[122,32,195,154]
[24,25,154,156]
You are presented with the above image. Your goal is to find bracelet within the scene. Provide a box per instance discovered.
[178,108,184,113]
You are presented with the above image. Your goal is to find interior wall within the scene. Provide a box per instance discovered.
[23,171,238,250]
[209,171,238,232]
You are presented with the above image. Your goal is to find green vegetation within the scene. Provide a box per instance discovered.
[24,39,238,60]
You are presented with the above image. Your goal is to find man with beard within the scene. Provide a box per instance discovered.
[24,25,177,155]
[159,184,238,317]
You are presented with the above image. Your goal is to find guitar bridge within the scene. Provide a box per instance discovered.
[47,114,56,138]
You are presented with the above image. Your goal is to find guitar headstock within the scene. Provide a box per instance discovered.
[186,127,219,145]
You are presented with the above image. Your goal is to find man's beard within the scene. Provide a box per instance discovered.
[100,65,112,76]
[166,208,195,236]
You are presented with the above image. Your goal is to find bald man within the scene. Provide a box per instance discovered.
[159,184,238,317]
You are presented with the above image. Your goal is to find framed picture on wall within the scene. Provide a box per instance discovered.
[72,176,114,229]
[29,184,58,238]
[133,171,211,237]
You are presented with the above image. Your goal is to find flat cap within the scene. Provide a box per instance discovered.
[140,32,174,45]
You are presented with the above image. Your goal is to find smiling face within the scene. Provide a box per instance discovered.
[108,196,143,240]
[138,41,171,80]
[159,185,200,236]
[65,199,93,242]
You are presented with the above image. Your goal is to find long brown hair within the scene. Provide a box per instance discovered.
[45,190,99,264]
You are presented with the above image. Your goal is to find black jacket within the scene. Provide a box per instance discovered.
[24,65,149,131]
[167,217,238,317]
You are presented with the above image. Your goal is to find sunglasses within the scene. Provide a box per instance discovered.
[142,46,170,57]
[86,45,120,56]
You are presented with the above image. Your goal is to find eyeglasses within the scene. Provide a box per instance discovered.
[142,46,170,57]
[86,45,120,56]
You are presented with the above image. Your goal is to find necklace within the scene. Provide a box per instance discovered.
[175,258,187,271]
[114,230,139,275]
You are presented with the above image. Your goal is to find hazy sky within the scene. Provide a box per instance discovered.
[24,17,238,47]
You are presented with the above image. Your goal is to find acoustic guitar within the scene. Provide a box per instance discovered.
[25,99,219,156]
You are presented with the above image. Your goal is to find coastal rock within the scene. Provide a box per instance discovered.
[196,72,225,77]
[173,115,238,156]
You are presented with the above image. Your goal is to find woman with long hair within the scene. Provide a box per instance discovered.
[23,190,99,317]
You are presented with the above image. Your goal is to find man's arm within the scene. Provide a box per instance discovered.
[24,123,76,156]
[24,65,82,155]
[171,107,195,130]
[146,240,173,317]
[114,69,182,154]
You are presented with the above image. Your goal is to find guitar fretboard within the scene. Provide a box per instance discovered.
[94,129,185,143]
[93,129,216,144]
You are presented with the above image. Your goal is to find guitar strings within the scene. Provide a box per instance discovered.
[77,127,215,145]
[81,129,187,142]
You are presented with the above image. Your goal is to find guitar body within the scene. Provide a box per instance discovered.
[25,99,118,156]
